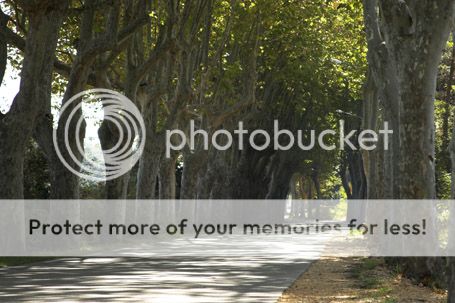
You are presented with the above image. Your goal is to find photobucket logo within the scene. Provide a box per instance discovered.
[165,120,393,158]
[53,89,145,182]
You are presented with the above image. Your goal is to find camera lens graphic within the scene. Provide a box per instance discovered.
[53,89,145,182]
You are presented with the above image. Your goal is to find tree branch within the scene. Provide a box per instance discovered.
[0,8,10,85]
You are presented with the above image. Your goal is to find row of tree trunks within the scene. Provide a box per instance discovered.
[52,2,121,199]
[133,0,211,199]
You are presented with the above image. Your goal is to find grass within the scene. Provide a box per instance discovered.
[358,275,381,289]
[0,257,53,267]
[354,259,399,302]
[362,258,384,270]
[351,258,385,289]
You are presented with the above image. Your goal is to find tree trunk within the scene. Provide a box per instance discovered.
[363,0,401,199]
[377,1,455,294]
[379,0,455,199]
[95,68,132,199]
[448,116,455,302]
[340,157,353,199]
[0,8,8,85]
[52,64,91,199]
[266,153,297,199]
[51,2,120,199]
[446,31,455,303]
[451,125,455,199]
[159,154,177,199]
[0,1,68,198]
[180,149,207,199]
[98,121,131,199]
[136,131,162,199]
[449,258,455,303]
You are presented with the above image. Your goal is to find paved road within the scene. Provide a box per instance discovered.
[0,236,328,302]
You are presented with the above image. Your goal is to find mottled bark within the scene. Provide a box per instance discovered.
[134,0,211,198]
[377,1,455,292]
[379,0,455,199]
[363,0,400,199]
[362,67,379,199]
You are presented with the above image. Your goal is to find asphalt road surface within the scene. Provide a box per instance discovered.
[0,235,328,302]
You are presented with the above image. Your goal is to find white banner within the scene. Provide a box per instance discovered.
[0,199,452,257]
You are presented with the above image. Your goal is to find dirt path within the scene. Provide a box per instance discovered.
[278,257,446,303]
